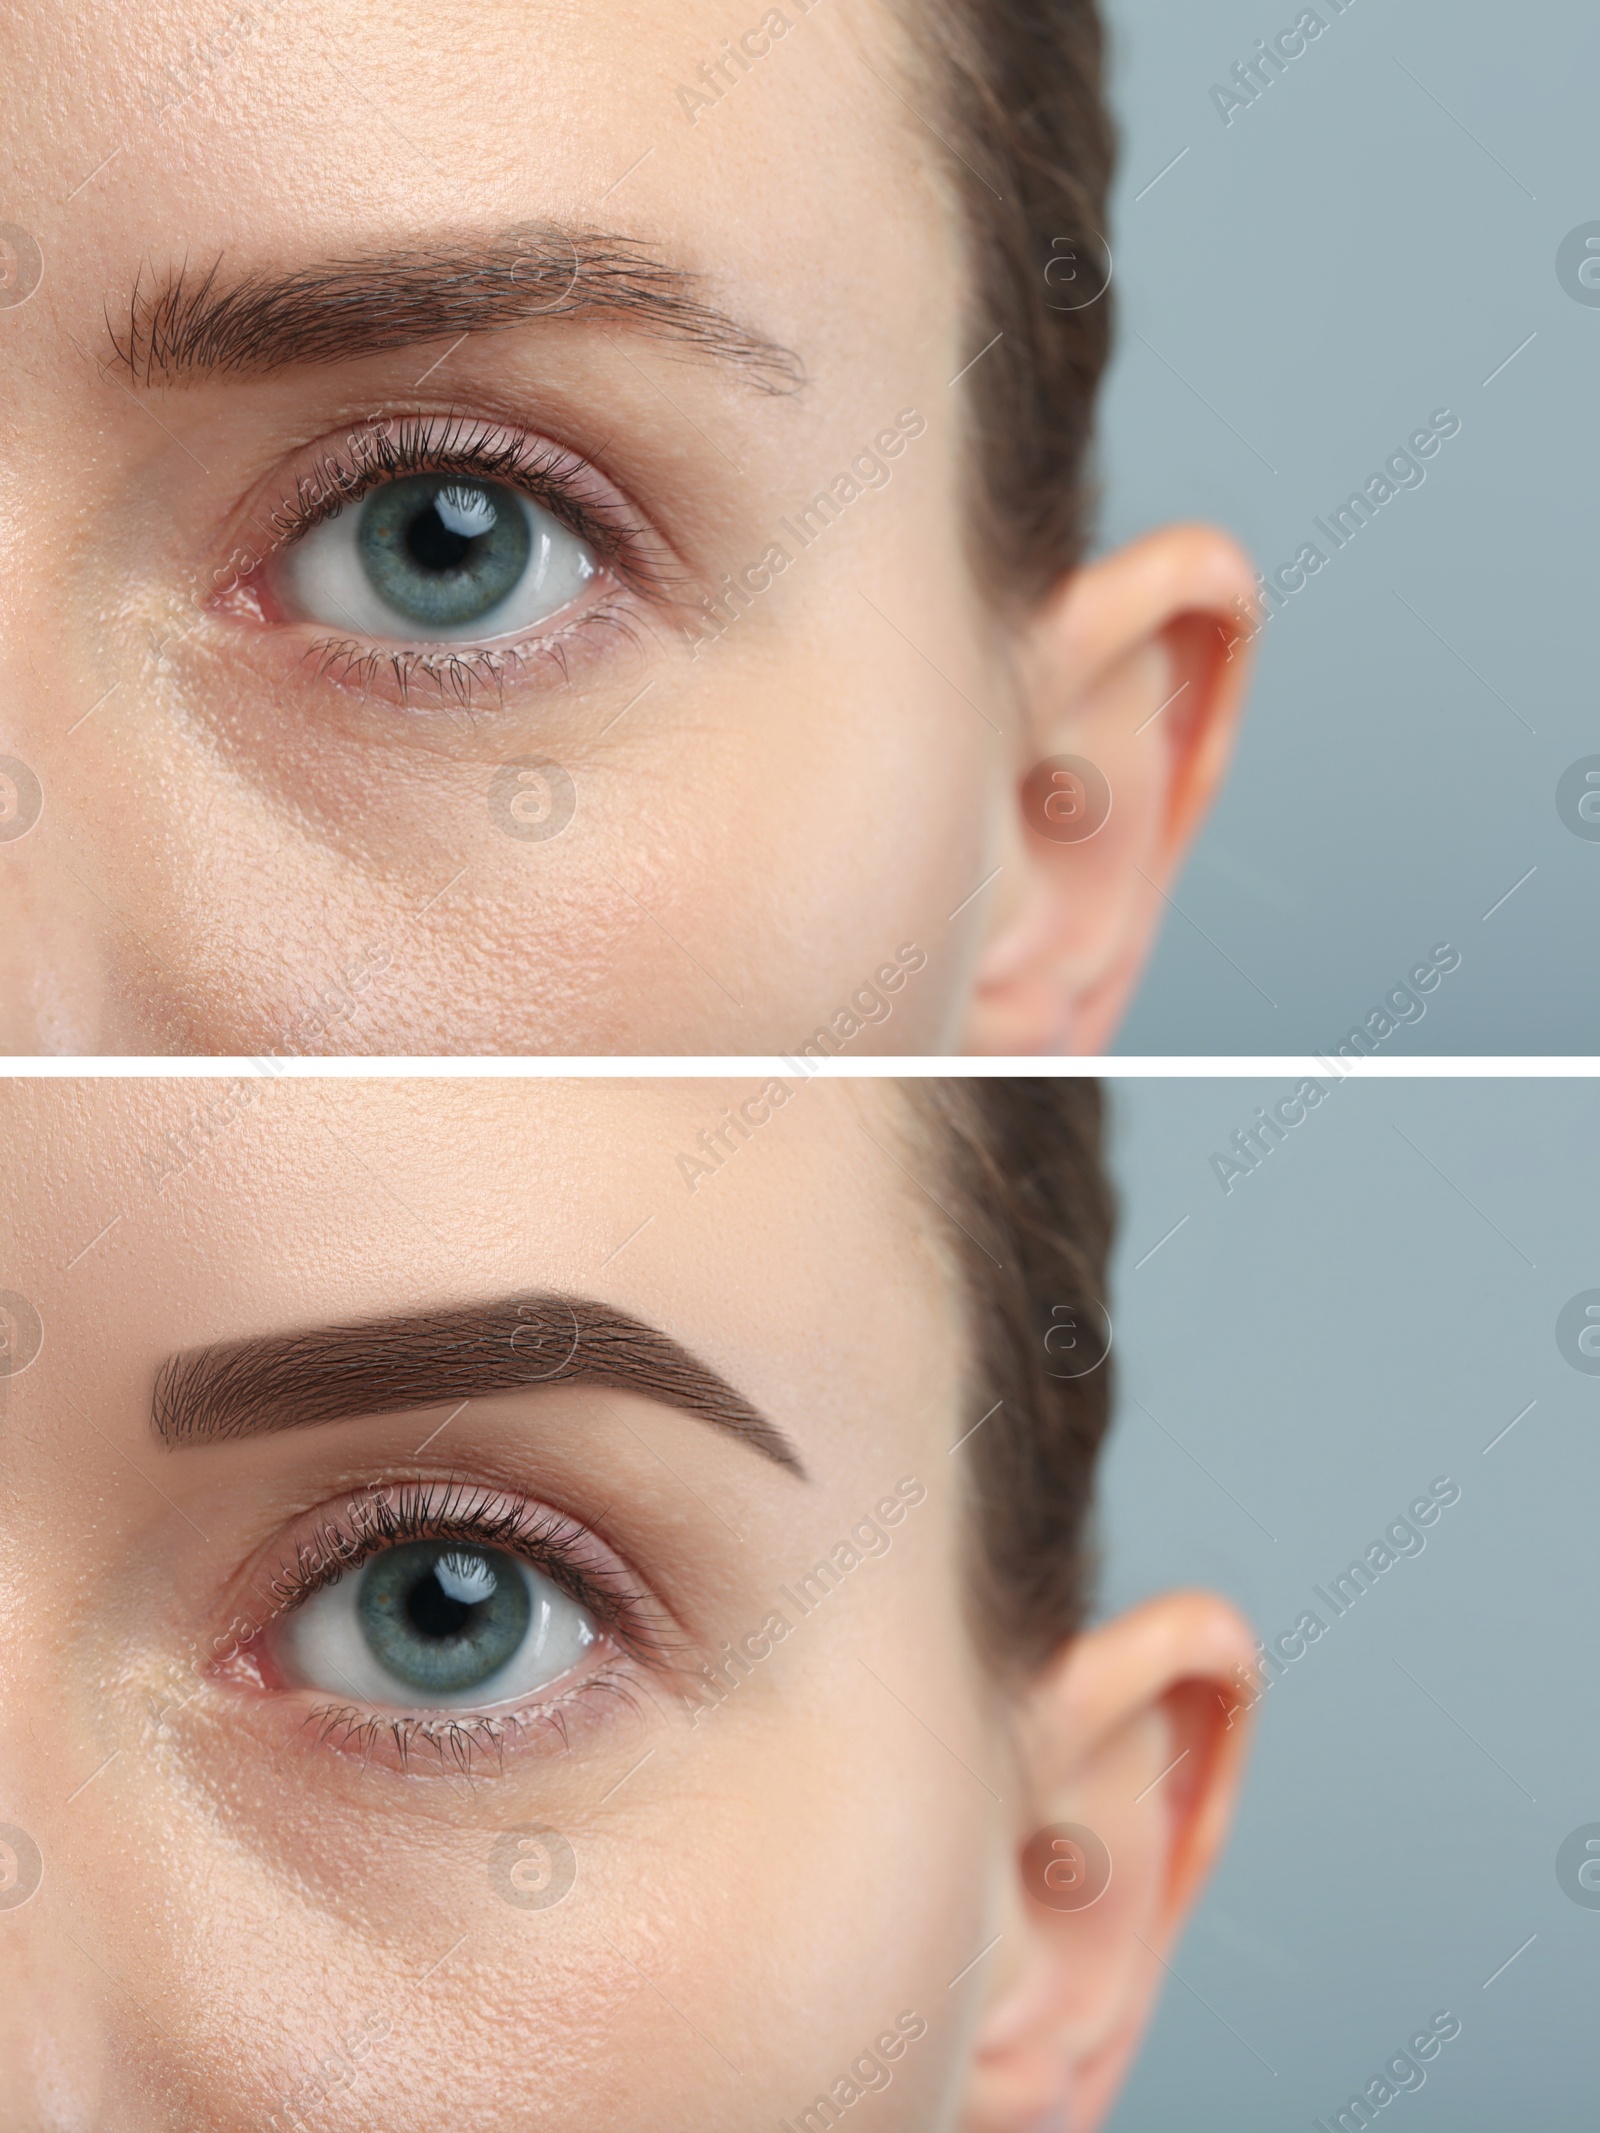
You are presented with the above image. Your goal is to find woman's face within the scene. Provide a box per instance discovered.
[1,0,989,1054]
[0,1077,1005,2127]
[0,0,1252,1057]
[0,1077,1254,2130]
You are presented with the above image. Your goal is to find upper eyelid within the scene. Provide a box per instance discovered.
[232,1479,672,1672]
[276,420,593,542]
[220,410,677,604]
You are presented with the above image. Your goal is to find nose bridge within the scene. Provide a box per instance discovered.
[0,555,112,1052]
[0,1732,201,2133]
[0,1835,125,2131]
[0,819,125,1054]
[0,1437,136,2123]
[0,388,159,1055]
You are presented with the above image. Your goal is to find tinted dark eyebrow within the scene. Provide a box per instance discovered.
[152,1290,805,1477]
[107,227,804,393]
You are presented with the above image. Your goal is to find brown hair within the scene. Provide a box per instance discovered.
[909,1078,1116,1677]
[896,0,1117,607]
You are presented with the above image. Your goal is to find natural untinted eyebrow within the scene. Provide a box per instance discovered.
[152,1290,805,1477]
[107,228,803,393]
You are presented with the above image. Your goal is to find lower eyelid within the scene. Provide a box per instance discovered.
[221,579,647,715]
[210,1588,651,1780]
[218,1659,648,1781]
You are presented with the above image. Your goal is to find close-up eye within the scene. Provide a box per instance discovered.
[275,472,597,642]
[277,1537,598,1708]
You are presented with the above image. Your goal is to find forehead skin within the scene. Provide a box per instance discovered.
[0,1079,1008,2129]
[0,0,1008,1054]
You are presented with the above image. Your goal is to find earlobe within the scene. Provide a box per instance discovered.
[962,525,1258,1056]
[959,1593,1258,2133]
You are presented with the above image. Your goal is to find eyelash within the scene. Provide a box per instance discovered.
[235,1477,669,1773]
[233,411,670,709]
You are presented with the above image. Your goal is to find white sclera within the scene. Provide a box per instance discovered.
[279,486,596,644]
[281,1552,598,1710]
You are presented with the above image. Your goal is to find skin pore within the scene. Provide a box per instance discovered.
[0,1078,1253,2130]
[0,0,1254,1056]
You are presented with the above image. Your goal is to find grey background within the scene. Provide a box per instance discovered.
[1101,0,1600,1053]
[1099,1077,1600,2129]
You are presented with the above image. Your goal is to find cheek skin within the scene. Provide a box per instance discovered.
[23,1745,985,2128]
[7,497,1001,1057]
[17,1491,999,2130]
[17,642,993,1054]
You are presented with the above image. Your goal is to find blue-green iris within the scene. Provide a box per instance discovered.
[356,1541,532,1695]
[356,475,532,630]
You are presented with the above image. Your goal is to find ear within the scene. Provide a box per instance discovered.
[963,526,1259,1055]
[960,1593,1258,2133]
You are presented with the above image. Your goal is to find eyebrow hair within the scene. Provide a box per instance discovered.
[107,228,804,393]
[152,1290,805,1476]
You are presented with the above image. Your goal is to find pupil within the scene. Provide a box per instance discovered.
[406,1569,474,1640]
[356,1539,535,1697]
[356,474,535,630]
[406,504,473,575]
